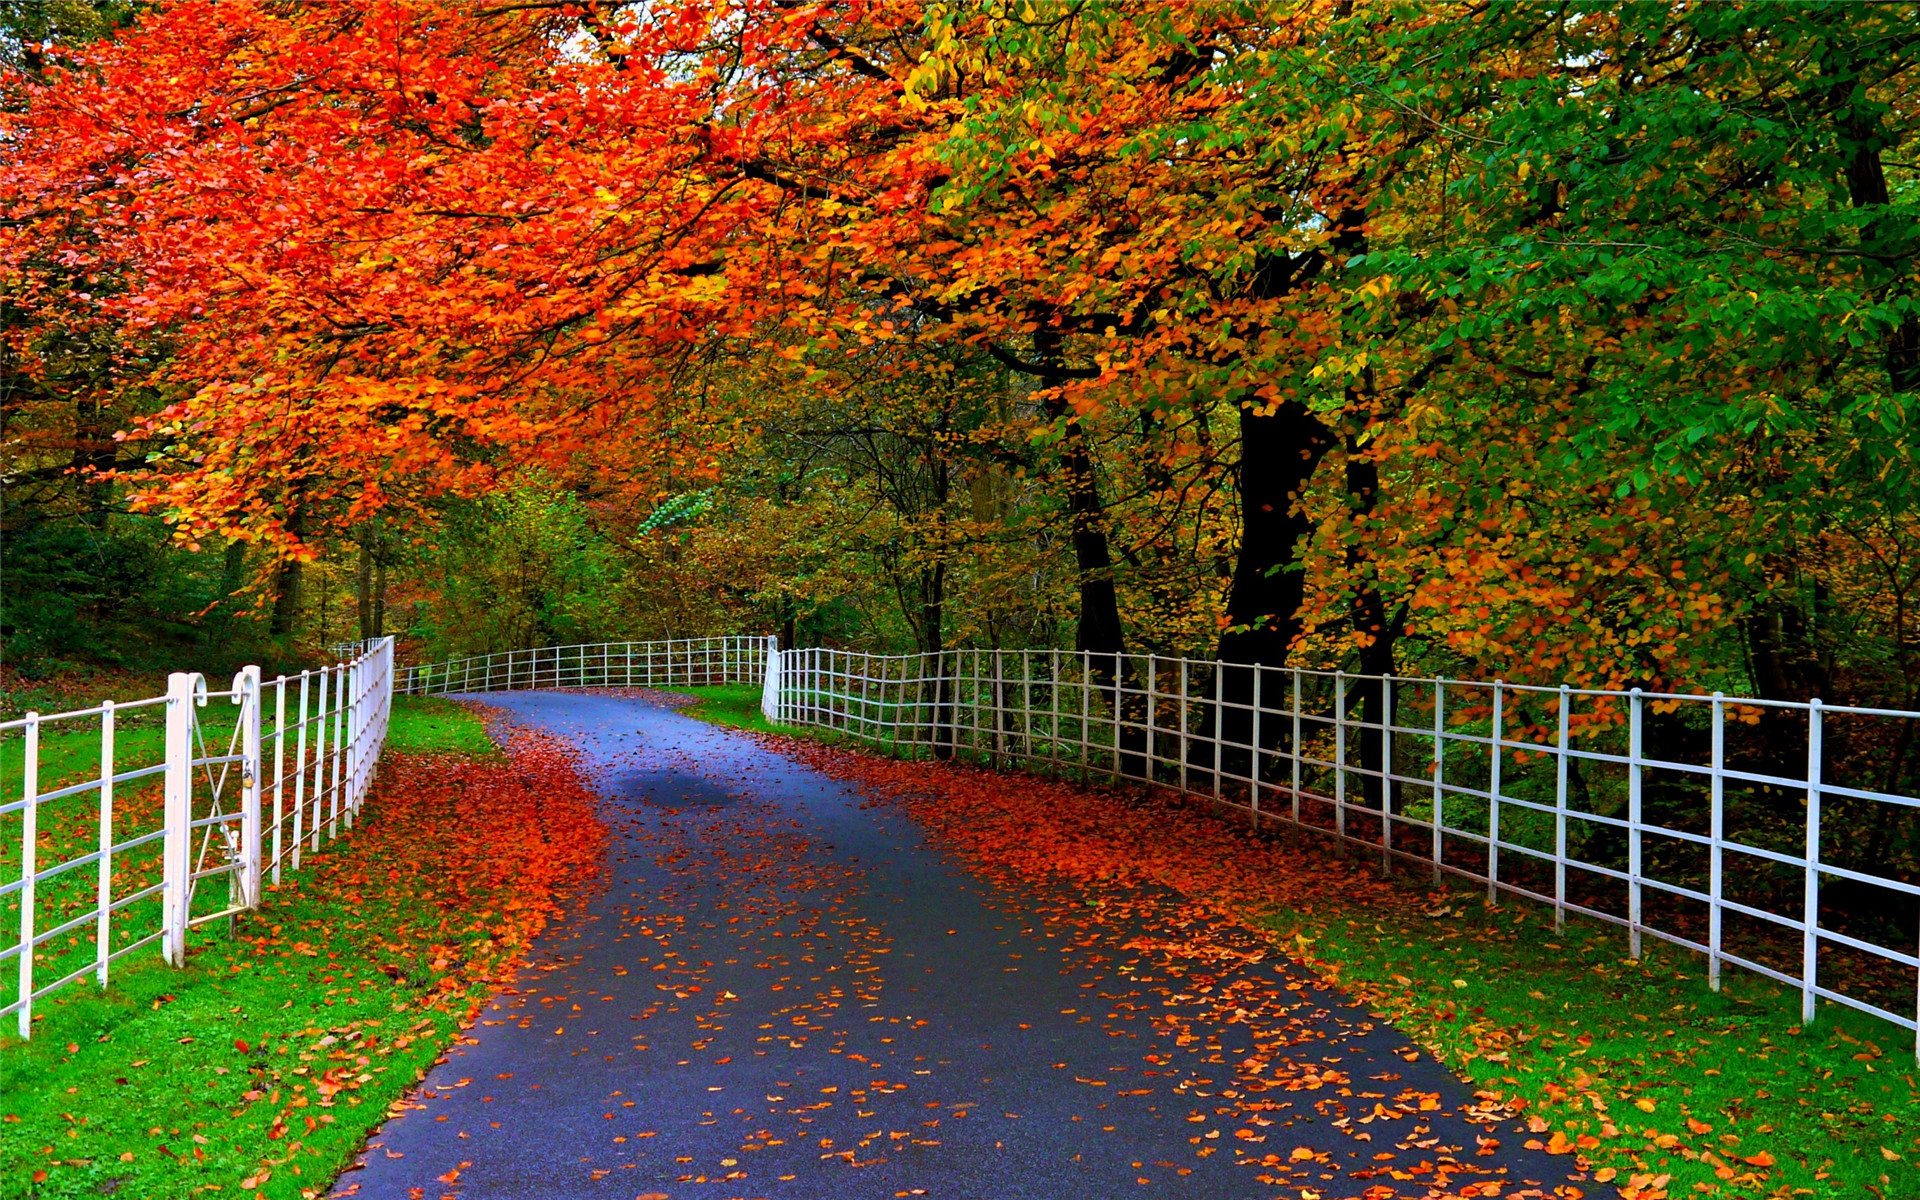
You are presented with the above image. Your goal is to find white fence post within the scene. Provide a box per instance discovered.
[1380,673,1394,876]
[1802,699,1823,1026]
[1488,680,1503,906]
[238,665,264,909]
[1334,671,1347,844]
[1250,665,1263,824]
[1146,655,1158,781]
[761,635,782,723]
[1628,688,1644,961]
[271,680,286,887]
[1555,684,1570,931]
[161,672,196,967]
[96,702,114,984]
[344,657,360,829]
[1431,681,1445,885]
[1709,691,1725,987]
[1290,668,1302,823]
[328,666,346,839]
[293,672,310,867]
[16,713,39,1037]
[1177,658,1188,792]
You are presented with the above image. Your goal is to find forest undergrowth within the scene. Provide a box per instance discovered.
[0,699,603,1200]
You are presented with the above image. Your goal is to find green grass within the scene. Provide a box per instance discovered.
[382,695,501,758]
[676,685,932,753]
[1,698,508,1200]
[2,697,491,793]
[673,683,780,734]
[1258,877,1920,1198]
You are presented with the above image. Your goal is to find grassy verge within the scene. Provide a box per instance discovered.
[382,695,501,758]
[1268,870,1918,1199]
[2,697,601,1200]
[673,683,779,734]
[675,684,874,750]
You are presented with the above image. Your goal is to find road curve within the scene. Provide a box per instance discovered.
[331,691,1582,1200]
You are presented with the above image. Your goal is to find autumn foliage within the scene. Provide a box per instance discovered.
[3,2,1916,704]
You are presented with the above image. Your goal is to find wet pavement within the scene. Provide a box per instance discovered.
[331,691,1581,1200]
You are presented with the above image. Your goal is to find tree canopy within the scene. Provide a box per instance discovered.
[4,0,1917,711]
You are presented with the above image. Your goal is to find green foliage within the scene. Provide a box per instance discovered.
[403,485,624,660]
[635,489,714,535]
[0,515,269,674]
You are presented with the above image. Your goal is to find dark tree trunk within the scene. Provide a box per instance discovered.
[356,534,375,643]
[1041,387,1145,775]
[373,553,386,638]
[1211,400,1337,789]
[1343,431,1400,818]
[211,540,248,649]
[268,493,306,638]
[1216,402,1338,667]
[69,393,118,529]
[1835,92,1920,393]
[267,554,301,638]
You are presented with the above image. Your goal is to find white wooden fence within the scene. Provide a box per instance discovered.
[29,632,1905,1053]
[3,638,394,1038]
[766,644,1920,1054]
[397,636,767,696]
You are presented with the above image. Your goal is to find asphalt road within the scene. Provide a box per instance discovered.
[330,691,1581,1200]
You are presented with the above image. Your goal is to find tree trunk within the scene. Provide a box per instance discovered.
[1216,401,1338,667]
[268,493,305,638]
[1343,430,1400,820]
[1041,387,1145,775]
[1211,400,1337,790]
[373,552,386,638]
[1836,91,1920,393]
[356,534,375,642]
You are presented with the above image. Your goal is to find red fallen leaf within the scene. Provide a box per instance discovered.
[234,1039,250,1054]
[31,1171,47,1184]
[437,1168,461,1184]
[1545,1131,1575,1154]
[1743,1150,1776,1167]
[1685,1116,1713,1135]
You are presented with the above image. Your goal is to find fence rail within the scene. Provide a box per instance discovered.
[398,636,768,696]
[28,632,1910,1052]
[765,645,1920,1054]
[3,638,394,1038]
